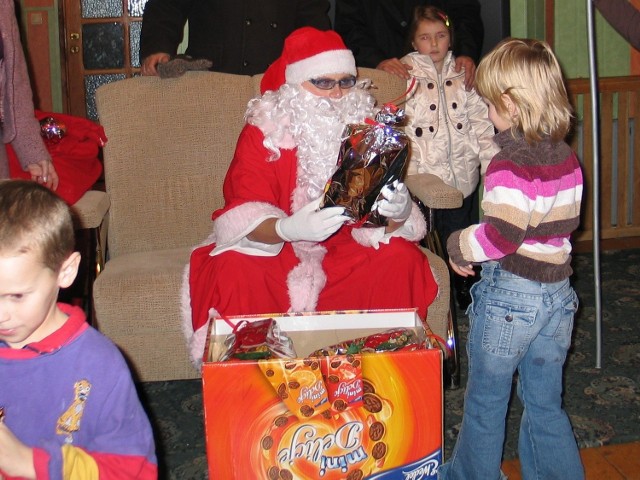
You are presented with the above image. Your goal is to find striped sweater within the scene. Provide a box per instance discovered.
[446,129,583,283]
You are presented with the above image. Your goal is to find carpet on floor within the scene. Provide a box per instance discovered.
[137,248,640,479]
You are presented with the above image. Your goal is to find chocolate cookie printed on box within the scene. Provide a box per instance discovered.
[256,374,393,479]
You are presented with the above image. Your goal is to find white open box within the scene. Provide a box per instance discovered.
[206,308,427,361]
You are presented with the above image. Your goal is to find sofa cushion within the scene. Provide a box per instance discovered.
[93,247,198,381]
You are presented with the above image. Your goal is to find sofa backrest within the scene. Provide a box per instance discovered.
[95,72,254,258]
[96,68,406,259]
[349,67,409,107]
[250,67,408,104]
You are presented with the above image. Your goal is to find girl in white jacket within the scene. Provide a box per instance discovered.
[402,5,498,309]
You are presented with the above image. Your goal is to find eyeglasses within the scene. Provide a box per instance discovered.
[308,75,357,90]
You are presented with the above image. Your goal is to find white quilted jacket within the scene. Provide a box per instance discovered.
[402,51,499,198]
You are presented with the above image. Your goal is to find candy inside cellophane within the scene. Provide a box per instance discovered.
[218,318,296,361]
[308,327,426,357]
[320,104,409,227]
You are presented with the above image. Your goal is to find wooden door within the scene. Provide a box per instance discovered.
[60,0,147,119]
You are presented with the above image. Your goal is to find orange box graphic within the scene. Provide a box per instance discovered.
[202,310,443,479]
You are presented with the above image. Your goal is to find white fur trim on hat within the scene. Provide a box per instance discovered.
[285,49,356,85]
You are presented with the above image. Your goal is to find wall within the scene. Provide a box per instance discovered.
[510,0,638,78]
[510,0,545,42]
[18,0,63,112]
[557,1,633,78]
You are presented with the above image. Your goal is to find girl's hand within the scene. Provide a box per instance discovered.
[0,422,36,480]
[449,258,475,277]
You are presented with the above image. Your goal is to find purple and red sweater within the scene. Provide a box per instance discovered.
[447,129,583,283]
[0,304,157,480]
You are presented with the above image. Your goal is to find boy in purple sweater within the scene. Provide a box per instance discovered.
[439,39,584,479]
[0,180,157,479]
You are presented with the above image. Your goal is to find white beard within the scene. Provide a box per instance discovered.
[246,85,376,209]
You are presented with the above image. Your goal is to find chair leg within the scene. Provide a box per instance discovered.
[88,224,106,326]
[444,298,461,389]
[75,225,104,327]
[418,201,461,389]
[86,228,97,325]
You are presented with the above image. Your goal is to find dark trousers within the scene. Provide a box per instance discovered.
[434,186,479,257]
[434,186,480,302]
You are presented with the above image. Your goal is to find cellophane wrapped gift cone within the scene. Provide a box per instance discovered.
[321,104,409,227]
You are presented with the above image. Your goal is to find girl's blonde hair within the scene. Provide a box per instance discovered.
[475,38,572,143]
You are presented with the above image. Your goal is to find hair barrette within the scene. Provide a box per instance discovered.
[438,12,450,27]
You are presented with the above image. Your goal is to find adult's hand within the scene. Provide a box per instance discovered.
[27,159,59,191]
[376,182,412,223]
[455,55,476,91]
[275,197,349,243]
[376,58,412,80]
[141,52,171,76]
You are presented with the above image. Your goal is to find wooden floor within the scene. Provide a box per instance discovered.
[501,442,640,479]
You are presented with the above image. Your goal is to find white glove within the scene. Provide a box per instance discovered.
[375,181,412,222]
[275,197,349,242]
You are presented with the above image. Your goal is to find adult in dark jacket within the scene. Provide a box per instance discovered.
[139,0,331,76]
[334,0,484,89]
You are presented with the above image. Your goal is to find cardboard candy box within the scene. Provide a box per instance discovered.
[202,310,443,479]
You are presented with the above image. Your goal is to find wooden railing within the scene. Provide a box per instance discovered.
[567,76,640,243]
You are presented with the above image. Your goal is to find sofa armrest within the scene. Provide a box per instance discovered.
[405,173,463,210]
[70,190,110,325]
[71,190,110,230]
[419,246,450,342]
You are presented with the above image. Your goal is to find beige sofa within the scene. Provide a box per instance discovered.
[94,68,456,382]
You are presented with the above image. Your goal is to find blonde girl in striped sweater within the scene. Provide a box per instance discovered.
[439,38,585,480]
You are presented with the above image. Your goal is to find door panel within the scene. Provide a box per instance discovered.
[61,0,147,119]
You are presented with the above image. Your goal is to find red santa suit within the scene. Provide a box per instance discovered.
[182,27,439,365]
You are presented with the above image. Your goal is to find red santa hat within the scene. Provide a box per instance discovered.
[260,27,357,94]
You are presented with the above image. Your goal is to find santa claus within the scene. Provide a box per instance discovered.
[183,27,438,365]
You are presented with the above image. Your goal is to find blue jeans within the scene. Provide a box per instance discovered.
[438,262,584,480]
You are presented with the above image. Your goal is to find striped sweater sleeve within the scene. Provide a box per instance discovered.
[447,138,583,282]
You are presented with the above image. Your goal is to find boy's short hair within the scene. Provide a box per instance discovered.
[0,180,75,271]
[475,38,573,144]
